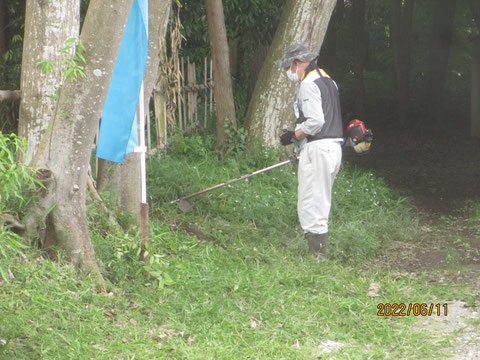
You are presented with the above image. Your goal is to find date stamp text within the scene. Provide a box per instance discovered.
[377,303,448,317]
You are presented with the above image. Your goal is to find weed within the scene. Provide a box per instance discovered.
[0,133,39,281]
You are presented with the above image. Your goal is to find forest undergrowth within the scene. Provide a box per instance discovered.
[0,134,478,359]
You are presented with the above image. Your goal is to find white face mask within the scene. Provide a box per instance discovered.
[286,65,299,83]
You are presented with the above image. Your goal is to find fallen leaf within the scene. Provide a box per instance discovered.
[122,337,130,343]
[187,336,195,345]
[367,283,381,297]
[7,269,14,279]
[292,339,300,349]
[104,312,116,319]
[250,319,257,328]
[129,318,138,326]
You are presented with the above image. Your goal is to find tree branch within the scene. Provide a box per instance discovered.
[0,90,21,102]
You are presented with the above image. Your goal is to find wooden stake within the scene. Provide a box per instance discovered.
[210,59,213,115]
[204,57,208,129]
[181,57,186,130]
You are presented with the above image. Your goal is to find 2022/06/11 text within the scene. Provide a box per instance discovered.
[377,303,448,317]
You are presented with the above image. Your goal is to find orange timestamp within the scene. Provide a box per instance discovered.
[377,303,448,317]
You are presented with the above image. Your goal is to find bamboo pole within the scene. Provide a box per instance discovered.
[181,57,186,129]
[193,61,198,127]
[187,58,193,128]
[204,57,208,129]
[209,58,213,115]
[178,57,183,130]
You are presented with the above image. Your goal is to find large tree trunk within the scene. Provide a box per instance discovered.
[24,0,134,277]
[469,1,480,137]
[205,0,236,149]
[391,0,415,126]
[353,0,367,121]
[97,0,171,218]
[246,0,337,146]
[17,0,80,165]
[471,36,480,138]
[424,0,457,125]
[318,0,344,76]
[0,0,7,71]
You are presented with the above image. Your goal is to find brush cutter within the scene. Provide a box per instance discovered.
[169,155,298,212]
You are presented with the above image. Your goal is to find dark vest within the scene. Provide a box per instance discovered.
[296,65,343,142]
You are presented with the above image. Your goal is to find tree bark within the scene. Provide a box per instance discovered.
[391,0,415,126]
[353,0,367,121]
[469,0,480,29]
[471,36,480,138]
[424,0,457,124]
[97,0,171,219]
[18,0,80,165]
[24,0,134,278]
[205,0,237,149]
[246,0,337,146]
[318,0,344,76]
[0,0,7,71]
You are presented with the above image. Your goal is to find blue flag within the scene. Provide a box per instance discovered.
[96,0,148,163]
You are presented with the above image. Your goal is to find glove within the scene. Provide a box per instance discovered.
[280,130,296,146]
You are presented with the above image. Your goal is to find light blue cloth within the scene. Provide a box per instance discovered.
[96,0,148,163]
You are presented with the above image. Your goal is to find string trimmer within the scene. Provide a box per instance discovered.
[169,155,298,212]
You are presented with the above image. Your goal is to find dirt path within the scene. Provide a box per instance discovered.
[354,132,480,359]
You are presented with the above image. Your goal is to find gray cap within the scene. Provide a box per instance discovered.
[275,43,318,69]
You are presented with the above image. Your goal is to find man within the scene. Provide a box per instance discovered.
[276,43,343,259]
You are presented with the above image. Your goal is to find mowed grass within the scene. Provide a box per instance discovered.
[0,137,470,359]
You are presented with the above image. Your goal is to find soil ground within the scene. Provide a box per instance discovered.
[349,131,480,359]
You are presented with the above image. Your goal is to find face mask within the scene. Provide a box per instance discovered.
[286,65,299,83]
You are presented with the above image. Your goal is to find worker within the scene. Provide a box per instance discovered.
[276,43,344,259]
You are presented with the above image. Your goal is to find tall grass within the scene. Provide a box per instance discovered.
[148,135,418,262]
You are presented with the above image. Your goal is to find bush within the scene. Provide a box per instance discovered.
[0,132,38,281]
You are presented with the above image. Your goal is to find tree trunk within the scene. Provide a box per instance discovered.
[0,0,7,71]
[17,0,80,165]
[424,0,457,125]
[246,0,337,146]
[471,36,480,138]
[470,0,480,29]
[353,0,366,121]
[24,0,134,278]
[318,0,344,76]
[205,0,236,149]
[96,0,171,218]
[391,0,414,126]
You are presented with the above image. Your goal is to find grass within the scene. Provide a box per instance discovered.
[0,135,473,359]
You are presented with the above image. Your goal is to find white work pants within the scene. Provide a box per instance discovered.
[297,140,342,235]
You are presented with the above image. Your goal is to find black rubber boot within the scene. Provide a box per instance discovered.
[306,233,328,259]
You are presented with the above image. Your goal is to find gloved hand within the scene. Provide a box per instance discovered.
[280,130,296,146]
